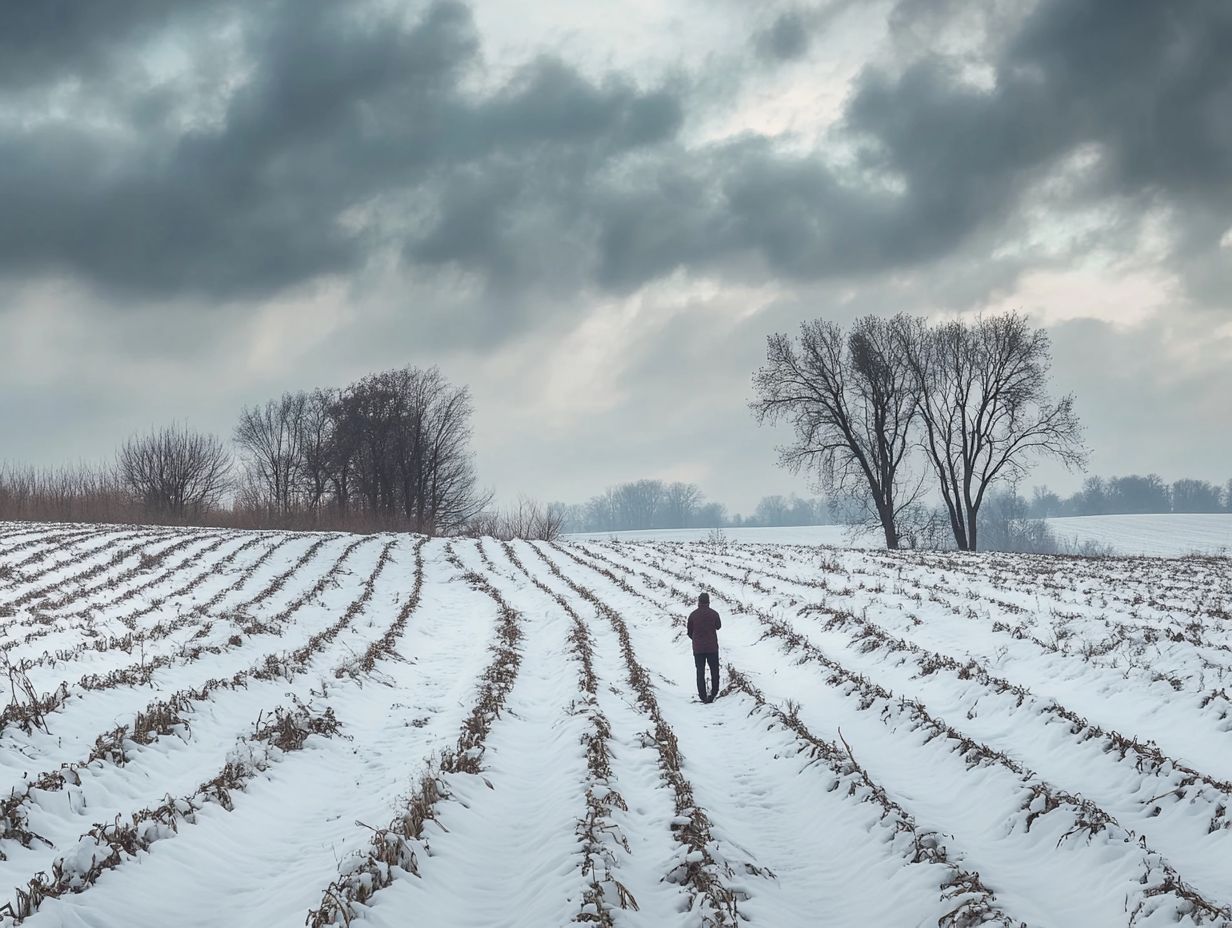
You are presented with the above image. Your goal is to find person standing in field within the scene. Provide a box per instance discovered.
[687,592,721,703]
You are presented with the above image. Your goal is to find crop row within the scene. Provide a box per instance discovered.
[0,699,341,925]
[307,542,523,927]
[572,542,1232,923]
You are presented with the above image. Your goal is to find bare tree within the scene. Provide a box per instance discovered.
[233,393,307,516]
[296,388,336,516]
[466,496,565,540]
[662,482,704,529]
[695,501,727,528]
[897,311,1087,551]
[325,367,490,533]
[614,479,664,530]
[1170,478,1222,513]
[752,316,921,549]
[117,424,232,521]
[753,495,790,526]
[583,493,615,532]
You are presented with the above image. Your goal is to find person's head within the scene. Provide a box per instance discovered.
[698,592,710,607]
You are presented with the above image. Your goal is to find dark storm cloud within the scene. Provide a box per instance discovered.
[751,3,863,65]
[2,0,1230,309]
[754,10,812,62]
[404,58,685,289]
[513,0,1232,297]
[0,2,218,87]
[841,0,1232,292]
[653,0,1232,300]
[0,1,682,301]
[586,142,912,290]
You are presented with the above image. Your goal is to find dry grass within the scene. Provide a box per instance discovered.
[56,538,374,715]
[251,539,395,682]
[629,539,1232,839]
[338,537,428,678]
[820,608,1232,831]
[0,658,70,736]
[4,530,177,612]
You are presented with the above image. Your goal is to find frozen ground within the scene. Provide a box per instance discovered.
[572,513,1232,557]
[1,521,1231,928]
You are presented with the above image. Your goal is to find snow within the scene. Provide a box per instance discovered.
[1046,514,1232,557]
[1,521,1230,927]
[570,513,1232,557]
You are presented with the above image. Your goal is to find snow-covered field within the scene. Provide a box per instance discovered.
[573,513,1232,557]
[1046,514,1232,557]
[1,521,1231,927]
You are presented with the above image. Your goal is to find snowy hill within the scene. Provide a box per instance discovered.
[1046,513,1232,557]
[1,522,1230,927]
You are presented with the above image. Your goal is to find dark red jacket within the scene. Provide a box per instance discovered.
[687,606,721,654]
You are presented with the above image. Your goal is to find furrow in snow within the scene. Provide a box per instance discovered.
[0,701,343,926]
[613,540,1232,780]
[307,540,529,928]
[544,542,1027,928]
[0,539,412,896]
[8,534,272,675]
[0,537,385,793]
[575,541,1232,926]
[14,538,491,928]
[495,539,695,925]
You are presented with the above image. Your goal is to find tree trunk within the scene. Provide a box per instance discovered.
[882,520,900,549]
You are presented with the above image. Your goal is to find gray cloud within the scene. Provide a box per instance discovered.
[3,0,1231,515]
[754,10,812,62]
[845,0,1232,293]
[0,2,227,88]
[0,1,682,302]
[444,0,1232,301]
[3,0,1229,312]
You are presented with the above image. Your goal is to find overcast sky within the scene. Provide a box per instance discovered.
[2,0,1230,514]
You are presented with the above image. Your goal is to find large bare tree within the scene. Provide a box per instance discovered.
[326,367,490,533]
[752,315,920,548]
[897,312,1087,551]
[117,424,231,520]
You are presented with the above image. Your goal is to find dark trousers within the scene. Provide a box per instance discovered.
[694,651,719,701]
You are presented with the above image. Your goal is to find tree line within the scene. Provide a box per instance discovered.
[0,366,502,536]
[1027,475,1232,517]
[752,311,1087,551]
[555,480,726,533]
[554,482,836,533]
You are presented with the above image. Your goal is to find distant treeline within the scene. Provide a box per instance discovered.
[1026,475,1232,517]
[555,481,839,533]
[0,366,524,537]
[554,473,1232,540]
